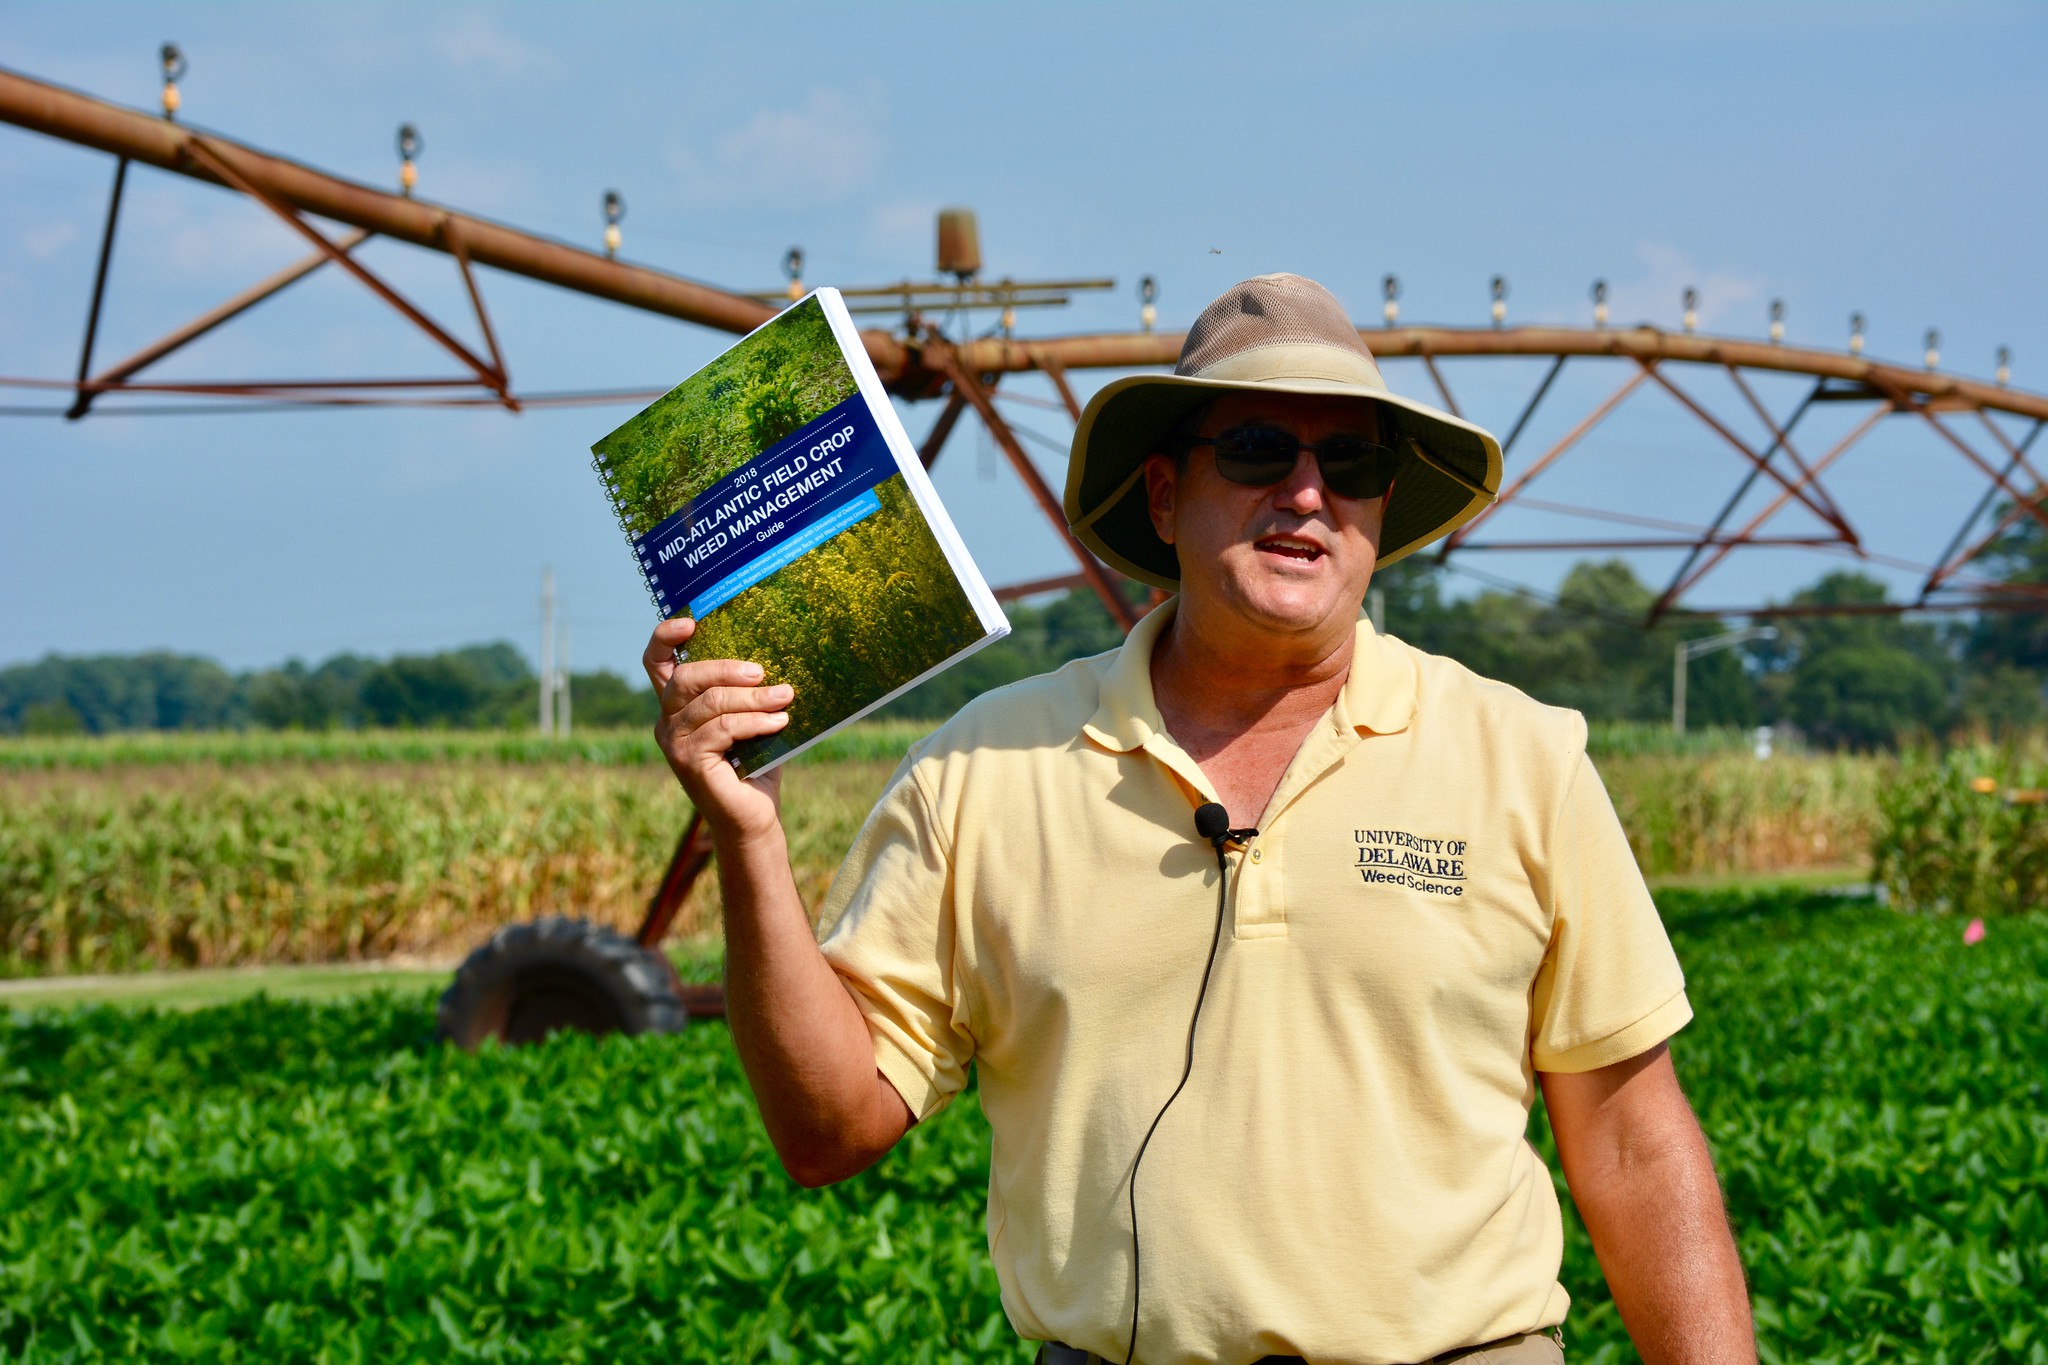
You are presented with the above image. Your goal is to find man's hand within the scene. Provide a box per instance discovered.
[1540,1045,1756,1365]
[644,615,790,844]
[641,615,913,1186]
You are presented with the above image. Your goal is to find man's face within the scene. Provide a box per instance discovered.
[1143,391,1388,639]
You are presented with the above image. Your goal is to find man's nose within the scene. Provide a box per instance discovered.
[1271,451,1326,513]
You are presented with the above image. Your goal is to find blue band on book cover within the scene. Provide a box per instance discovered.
[631,396,895,620]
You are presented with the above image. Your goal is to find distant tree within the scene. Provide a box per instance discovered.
[448,642,533,689]
[20,699,84,736]
[245,658,356,730]
[565,670,659,728]
[1963,499,2048,671]
[1957,664,2047,737]
[147,653,240,729]
[246,663,325,730]
[308,654,377,729]
[1376,557,1757,727]
[1756,571,1955,747]
[0,652,241,733]
[361,655,497,728]
[1788,645,1948,750]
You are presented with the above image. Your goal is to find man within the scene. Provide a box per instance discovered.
[646,274,1756,1365]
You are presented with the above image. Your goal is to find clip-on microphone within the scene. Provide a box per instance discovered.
[1194,802,1258,861]
[1120,802,1256,1365]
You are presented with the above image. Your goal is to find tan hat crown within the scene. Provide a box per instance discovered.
[1175,274,1388,391]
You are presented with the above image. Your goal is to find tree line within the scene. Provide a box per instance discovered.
[0,644,657,736]
[883,528,2048,751]
[10,515,2048,748]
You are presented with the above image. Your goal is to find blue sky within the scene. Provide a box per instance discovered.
[3,2,2044,679]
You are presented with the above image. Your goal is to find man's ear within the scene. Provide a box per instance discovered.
[1142,454,1177,545]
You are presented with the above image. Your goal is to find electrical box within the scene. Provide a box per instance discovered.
[937,207,981,281]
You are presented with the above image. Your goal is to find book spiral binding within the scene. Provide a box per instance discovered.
[588,450,673,619]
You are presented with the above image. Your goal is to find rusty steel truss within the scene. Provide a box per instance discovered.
[5,64,2048,630]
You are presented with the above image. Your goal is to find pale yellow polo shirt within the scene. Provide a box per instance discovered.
[817,602,1691,1365]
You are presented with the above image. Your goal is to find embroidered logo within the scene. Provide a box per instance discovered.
[1353,829,1468,898]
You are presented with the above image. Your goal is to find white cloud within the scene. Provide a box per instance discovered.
[432,11,556,79]
[1603,243,1767,333]
[22,223,78,261]
[865,198,942,261]
[669,87,886,209]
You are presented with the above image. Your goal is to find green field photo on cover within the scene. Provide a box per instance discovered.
[591,296,860,539]
[687,475,985,773]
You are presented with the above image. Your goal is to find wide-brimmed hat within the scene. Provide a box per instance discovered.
[1065,273,1503,590]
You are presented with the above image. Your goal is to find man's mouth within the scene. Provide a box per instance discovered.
[1254,534,1326,563]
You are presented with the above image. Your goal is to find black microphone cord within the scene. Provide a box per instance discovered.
[1123,803,1251,1365]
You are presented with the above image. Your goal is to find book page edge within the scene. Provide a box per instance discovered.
[812,288,1011,636]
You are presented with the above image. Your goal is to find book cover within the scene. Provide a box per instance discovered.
[590,289,1010,775]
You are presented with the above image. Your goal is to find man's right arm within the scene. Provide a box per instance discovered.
[645,616,915,1187]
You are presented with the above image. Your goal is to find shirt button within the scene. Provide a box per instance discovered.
[1250,847,1263,863]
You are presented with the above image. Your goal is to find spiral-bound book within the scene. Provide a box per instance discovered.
[590,288,1010,776]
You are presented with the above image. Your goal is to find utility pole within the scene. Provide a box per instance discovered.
[1673,625,1777,733]
[557,621,571,737]
[539,566,555,736]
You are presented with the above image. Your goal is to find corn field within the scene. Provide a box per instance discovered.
[1,727,1886,977]
[0,734,905,975]
[1874,740,2048,919]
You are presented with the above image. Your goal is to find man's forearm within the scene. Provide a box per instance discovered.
[718,827,908,1186]
[1572,1117,1754,1365]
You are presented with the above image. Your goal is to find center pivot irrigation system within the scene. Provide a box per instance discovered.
[7,56,2047,1041]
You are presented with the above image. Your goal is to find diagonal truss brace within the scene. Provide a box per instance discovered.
[1639,362,1856,545]
[1653,378,1827,617]
[938,358,1138,632]
[1649,402,1894,619]
[180,136,518,411]
[1917,417,2048,603]
[80,228,373,405]
[1438,366,1652,559]
[1722,366,1851,531]
[1866,374,2048,534]
[917,391,969,469]
[65,156,127,419]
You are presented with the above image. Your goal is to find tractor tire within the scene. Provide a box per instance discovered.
[436,916,687,1049]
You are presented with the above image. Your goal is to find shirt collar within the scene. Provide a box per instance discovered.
[1336,616,1418,737]
[1082,599,1417,755]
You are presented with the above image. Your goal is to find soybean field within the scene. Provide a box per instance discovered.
[3,887,2043,1362]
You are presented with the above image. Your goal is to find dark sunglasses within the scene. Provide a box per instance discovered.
[1185,423,1406,500]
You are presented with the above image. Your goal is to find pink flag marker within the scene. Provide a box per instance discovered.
[1962,918,1986,946]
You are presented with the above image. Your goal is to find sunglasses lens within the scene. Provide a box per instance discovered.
[1206,425,1402,498]
[1210,425,1298,485]
[1314,437,1402,499]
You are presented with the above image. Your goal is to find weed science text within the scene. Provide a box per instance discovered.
[1355,828,1468,897]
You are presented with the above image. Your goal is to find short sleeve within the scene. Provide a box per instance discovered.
[1529,750,1692,1073]
[816,757,975,1121]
